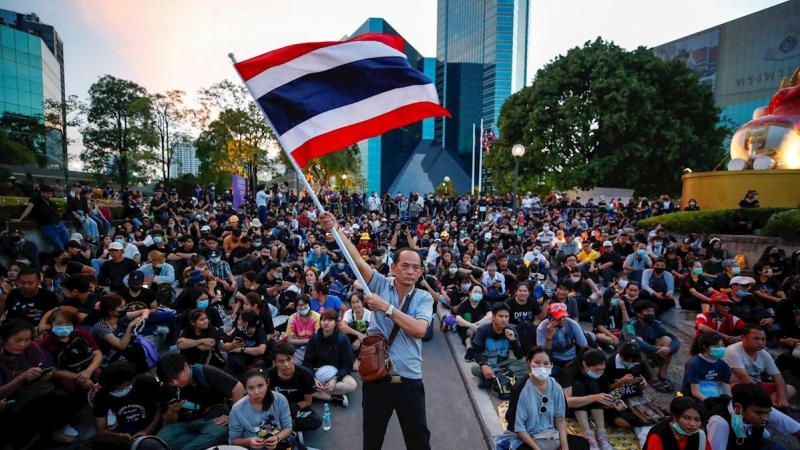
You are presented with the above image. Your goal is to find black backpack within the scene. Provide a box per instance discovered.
[57,336,95,372]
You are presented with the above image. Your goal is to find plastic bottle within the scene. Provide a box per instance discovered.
[322,403,331,431]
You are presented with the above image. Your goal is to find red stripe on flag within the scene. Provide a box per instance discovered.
[289,102,451,167]
[234,33,405,81]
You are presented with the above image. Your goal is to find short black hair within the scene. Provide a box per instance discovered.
[271,342,295,360]
[99,361,137,389]
[634,300,658,313]
[742,323,766,337]
[240,311,258,327]
[62,274,91,293]
[157,353,187,382]
[732,383,773,410]
[491,302,511,315]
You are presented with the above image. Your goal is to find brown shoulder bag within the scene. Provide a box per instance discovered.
[358,289,415,383]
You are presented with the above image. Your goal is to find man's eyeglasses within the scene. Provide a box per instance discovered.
[539,395,549,414]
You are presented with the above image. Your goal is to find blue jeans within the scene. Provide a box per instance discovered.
[258,205,268,224]
[90,214,111,236]
[143,309,177,345]
[79,217,99,239]
[157,417,227,450]
[40,223,70,248]
[130,217,142,227]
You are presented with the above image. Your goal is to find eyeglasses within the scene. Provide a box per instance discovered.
[539,395,549,414]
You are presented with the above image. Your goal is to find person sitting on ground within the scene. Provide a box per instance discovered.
[44,247,95,292]
[681,259,712,312]
[266,343,322,433]
[537,302,588,373]
[723,324,796,409]
[285,294,320,364]
[177,308,225,368]
[712,259,740,295]
[603,340,650,429]
[752,262,786,308]
[457,284,494,361]
[91,361,161,442]
[119,269,178,347]
[90,294,148,367]
[621,300,681,393]
[338,292,373,371]
[98,242,140,292]
[640,258,675,315]
[706,383,800,450]
[156,353,245,450]
[500,346,591,450]
[593,288,629,351]
[471,302,528,384]
[559,348,617,450]
[2,266,60,330]
[622,243,652,283]
[225,311,268,381]
[682,332,732,402]
[643,395,708,450]
[694,291,745,345]
[229,367,294,450]
[728,276,774,329]
[303,309,357,407]
[309,280,346,320]
[39,306,103,396]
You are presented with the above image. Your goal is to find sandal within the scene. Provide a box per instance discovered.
[650,379,671,393]
[659,378,675,392]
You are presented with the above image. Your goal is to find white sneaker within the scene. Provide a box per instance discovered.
[596,429,614,450]
[61,425,79,438]
[107,410,117,428]
[583,430,600,450]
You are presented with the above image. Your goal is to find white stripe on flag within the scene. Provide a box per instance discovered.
[246,40,407,99]
[279,83,439,152]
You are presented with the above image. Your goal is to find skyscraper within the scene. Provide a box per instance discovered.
[170,142,201,178]
[436,0,530,162]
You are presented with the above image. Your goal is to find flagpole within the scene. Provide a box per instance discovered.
[478,118,484,195]
[229,53,372,296]
[471,123,475,196]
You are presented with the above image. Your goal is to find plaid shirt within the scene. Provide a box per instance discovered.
[207,260,232,280]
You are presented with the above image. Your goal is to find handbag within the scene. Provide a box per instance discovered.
[359,289,415,383]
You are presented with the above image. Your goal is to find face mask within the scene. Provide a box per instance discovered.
[298,308,310,316]
[693,267,703,275]
[731,408,747,440]
[710,347,726,359]
[643,313,655,323]
[531,367,551,380]
[713,258,722,263]
[586,368,603,379]
[52,325,73,337]
[110,385,133,398]
[570,276,581,283]
[278,221,285,227]
[210,257,221,264]
[618,280,629,289]
[115,239,125,245]
[732,267,741,275]
[197,300,209,309]
[155,263,164,268]
[461,284,472,291]
[622,361,640,370]
[337,263,345,269]
[471,293,483,302]
[763,269,773,277]
[610,299,619,307]
[736,289,749,297]
[672,422,697,436]
[59,256,70,264]
[636,249,646,257]
[153,236,163,244]
[237,325,246,332]
[449,267,458,275]
[543,226,550,231]
[253,242,261,248]
[130,286,141,293]
[653,267,665,274]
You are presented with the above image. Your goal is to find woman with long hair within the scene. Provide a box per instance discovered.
[176,308,225,368]
[339,292,372,371]
[593,289,629,350]
[642,395,707,450]
[89,294,147,366]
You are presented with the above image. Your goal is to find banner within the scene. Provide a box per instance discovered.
[232,175,247,210]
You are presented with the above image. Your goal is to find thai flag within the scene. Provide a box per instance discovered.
[233,33,450,167]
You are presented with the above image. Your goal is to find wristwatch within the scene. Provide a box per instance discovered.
[385,304,395,319]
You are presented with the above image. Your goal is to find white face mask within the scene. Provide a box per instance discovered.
[531,367,551,380]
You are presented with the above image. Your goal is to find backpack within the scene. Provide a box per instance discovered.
[135,335,161,370]
[492,368,516,400]
[130,435,172,450]
[57,336,95,372]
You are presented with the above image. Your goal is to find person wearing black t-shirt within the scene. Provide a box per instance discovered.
[58,275,95,324]
[45,248,93,292]
[225,312,267,380]
[505,283,542,325]
[12,185,70,248]
[177,309,225,368]
[93,362,162,439]
[3,267,59,329]
[266,343,322,432]
[98,242,140,292]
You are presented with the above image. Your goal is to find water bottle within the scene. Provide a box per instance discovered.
[322,403,331,431]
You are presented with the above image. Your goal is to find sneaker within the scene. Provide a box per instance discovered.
[596,429,614,450]
[61,426,79,438]
[478,377,492,389]
[464,348,475,362]
[330,394,349,407]
[107,410,117,428]
[583,430,600,450]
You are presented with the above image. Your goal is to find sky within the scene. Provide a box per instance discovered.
[0,0,790,160]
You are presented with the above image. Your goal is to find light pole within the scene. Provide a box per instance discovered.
[511,144,526,211]
[443,176,450,196]
[341,173,348,190]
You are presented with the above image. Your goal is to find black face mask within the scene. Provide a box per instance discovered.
[130,287,142,293]
[653,267,665,274]
[642,313,655,323]
[59,257,70,264]
[233,230,242,237]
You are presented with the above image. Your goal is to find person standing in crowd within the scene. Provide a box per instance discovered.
[319,211,434,450]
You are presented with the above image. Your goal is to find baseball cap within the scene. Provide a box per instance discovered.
[707,290,734,304]
[127,270,144,288]
[618,340,641,357]
[186,269,206,285]
[210,249,223,259]
[250,219,262,228]
[602,240,613,247]
[70,233,84,242]
[682,237,691,244]
[228,215,239,223]
[547,302,569,320]
[109,242,124,251]
[730,276,755,286]
[201,225,211,232]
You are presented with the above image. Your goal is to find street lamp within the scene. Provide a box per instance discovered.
[443,176,450,195]
[341,173,348,190]
[511,144,526,210]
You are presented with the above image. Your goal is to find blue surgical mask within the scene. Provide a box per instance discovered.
[586,368,603,379]
[732,267,741,275]
[471,293,483,302]
[610,299,619,307]
[736,289,749,297]
[52,325,73,337]
[448,267,458,274]
[110,385,133,398]
[622,361,640,370]
[210,257,221,264]
[672,422,697,436]
[731,408,747,440]
[153,236,163,244]
[253,242,262,248]
[115,239,125,245]
[237,325,246,332]
[337,262,345,269]
[693,267,703,275]
[298,308,310,316]
[636,249,646,257]
[197,300,209,309]
[710,347,726,359]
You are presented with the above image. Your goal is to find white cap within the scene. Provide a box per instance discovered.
[201,225,211,232]
[70,233,84,242]
[285,285,301,295]
[602,240,613,247]
[730,276,755,286]
[352,224,360,230]
[109,242,124,250]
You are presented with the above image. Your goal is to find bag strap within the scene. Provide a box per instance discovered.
[387,288,416,347]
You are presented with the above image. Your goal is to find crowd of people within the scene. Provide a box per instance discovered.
[0,180,798,450]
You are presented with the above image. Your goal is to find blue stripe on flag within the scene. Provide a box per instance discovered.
[258,56,433,135]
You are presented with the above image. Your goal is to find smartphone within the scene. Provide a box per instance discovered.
[41,367,54,375]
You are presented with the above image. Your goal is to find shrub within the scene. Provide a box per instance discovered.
[0,196,124,227]
[760,209,800,243]
[637,208,793,236]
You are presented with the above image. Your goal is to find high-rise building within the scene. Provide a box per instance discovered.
[652,0,800,133]
[435,0,530,162]
[170,142,201,178]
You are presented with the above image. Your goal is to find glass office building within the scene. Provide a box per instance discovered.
[436,0,529,162]
[653,0,800,135]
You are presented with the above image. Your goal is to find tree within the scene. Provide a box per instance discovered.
[280,144,365,192]
[0,127,37,166]
[486,38,730,196]
[148,90,188,185]
[80,75,156,187]
[0,112,48,166]
[44,95,83,180]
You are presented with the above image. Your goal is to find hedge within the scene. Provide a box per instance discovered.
[760,209,800,243]
[637,208,793,238]
[0,196,125,227]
